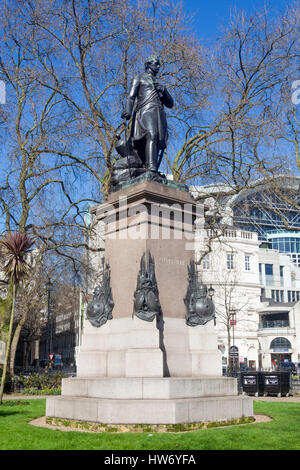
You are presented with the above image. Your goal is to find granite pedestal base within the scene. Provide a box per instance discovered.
[46,377,253,424]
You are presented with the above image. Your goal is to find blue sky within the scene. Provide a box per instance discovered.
[0,0,296,235]
[182,0,290,40]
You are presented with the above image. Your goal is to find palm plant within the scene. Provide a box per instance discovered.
[0,232,34,404]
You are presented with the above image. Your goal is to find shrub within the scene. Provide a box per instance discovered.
[22,386,61,395]
[12,371,63,395]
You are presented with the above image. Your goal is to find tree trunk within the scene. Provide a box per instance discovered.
[227,323,231,375]
[0,283,16,405]
[0,282,13,341]
[9,309,27,375]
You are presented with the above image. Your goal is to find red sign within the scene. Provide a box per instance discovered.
[49,354,54,360]
[230,320,236,326]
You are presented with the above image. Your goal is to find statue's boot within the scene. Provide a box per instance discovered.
[146,138,158,172]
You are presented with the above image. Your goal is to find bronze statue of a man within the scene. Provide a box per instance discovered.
[121,55,174,172]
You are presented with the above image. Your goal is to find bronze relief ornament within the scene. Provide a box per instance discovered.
[133,252,161,322]
[86,263,114,328]
[184,260,215,327]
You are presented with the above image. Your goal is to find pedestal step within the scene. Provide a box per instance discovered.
[46,376,253,424]
[62,376,238,399]
[46,394,253,424]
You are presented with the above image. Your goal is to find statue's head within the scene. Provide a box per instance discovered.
[144,55,160,74]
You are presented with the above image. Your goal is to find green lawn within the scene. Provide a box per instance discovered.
[0,399,300,450]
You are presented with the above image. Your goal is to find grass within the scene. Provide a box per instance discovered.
[0,399,300,450]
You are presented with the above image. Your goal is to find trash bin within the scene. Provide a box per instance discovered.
[262,371,291,397]
[240,371,264,397]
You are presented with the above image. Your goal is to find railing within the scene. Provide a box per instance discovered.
[206,229,255,240]
[13,365,76,376]
[240,231,253,239]
[259,320,290,329]
[224,230,237,238]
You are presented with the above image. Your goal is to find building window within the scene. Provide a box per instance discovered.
[271,290,275,301]
[270,337,291,349]
[245,255,250,271]
[280,266,284,286]
[265,264,273,286]
[287,290,299,302]
[265,264,273,275]
[271,290,282,303]
[280,290,284,303]
[227,253,234,270]
[202,254,210,270]
[261,314,289,329]
[259,263,263,283]
[280,265,284,276]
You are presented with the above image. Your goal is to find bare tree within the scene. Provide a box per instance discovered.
[214,269,253,365]
[1,0,298,238]
[0,0,299,372]
[187,4,299,200]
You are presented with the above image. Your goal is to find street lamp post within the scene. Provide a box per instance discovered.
[229,309,238,376]
[230,310,237,346]
[46,279,53,361]
[208,285,216,325]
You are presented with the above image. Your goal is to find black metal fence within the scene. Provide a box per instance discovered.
[13,365,76,376]
[8,366,77,393]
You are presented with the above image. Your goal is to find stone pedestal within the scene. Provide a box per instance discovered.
[98,180,200,322]
[46,377,252,424]
[76,316,164,378]
[46,180,253,424]
[75,316,221,379]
